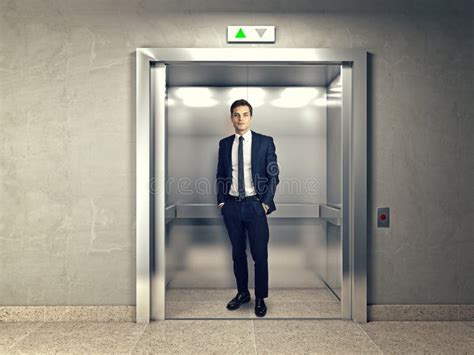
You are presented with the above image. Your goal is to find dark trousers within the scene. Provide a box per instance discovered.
[222,195,270,298]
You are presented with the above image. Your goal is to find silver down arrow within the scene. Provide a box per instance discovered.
[255,28,267,38]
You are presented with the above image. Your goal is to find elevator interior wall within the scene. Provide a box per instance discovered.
[160,64,343,318]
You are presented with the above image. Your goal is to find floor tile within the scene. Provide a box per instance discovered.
[133,319,255,354]
[9,322,146,353]
[360,321,474,354]
[166,301,251,319]
[249,301,341,319]
[0,322,43,353]
[253,319,380,354]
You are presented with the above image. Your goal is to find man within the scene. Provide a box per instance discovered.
[216,99,280,317]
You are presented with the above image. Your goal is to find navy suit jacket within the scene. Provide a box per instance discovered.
[216,130,280,215]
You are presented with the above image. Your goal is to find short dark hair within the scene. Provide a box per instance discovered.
[230,99,253,116]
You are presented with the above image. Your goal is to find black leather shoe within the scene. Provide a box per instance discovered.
[255,297,267,317]
[226,292,251,310]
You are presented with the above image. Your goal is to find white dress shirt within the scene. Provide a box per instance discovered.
[218,129,257,207]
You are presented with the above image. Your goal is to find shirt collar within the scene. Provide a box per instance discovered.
[234,129,252,141]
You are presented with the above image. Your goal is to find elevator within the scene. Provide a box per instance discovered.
[136,48,367,323]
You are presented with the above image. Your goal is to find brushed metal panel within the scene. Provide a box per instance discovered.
[140,47,366,64]
[136,50,151,324]
[171,203,321,219]
[167,64,340,87]
[341,63,352,320]
[327,73,342,206]
[150,63,167,321]
[325,72,343,304]
[320,204,342,226]
[165,205,176,224]
[327,223,342,299]
[136,48,367,323]
[166,86,327,205]
[352,54,368,323]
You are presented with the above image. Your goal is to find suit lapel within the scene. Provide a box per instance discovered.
[225,135,232,177]
[251,130,257,181]
[251,131,260,189]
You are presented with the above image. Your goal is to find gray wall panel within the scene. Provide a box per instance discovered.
[0,0,471,305]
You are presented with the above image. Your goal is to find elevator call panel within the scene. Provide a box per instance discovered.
[377,207,390,228]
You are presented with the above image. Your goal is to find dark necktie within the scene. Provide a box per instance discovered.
[238,135,245,199]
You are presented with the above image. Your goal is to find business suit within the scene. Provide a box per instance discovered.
[216,129,280,298]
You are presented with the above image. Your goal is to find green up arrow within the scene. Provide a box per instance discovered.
[235,28,246,38]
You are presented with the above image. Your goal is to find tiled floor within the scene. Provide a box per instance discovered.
[166,288,341,319]
[1,320,473,353]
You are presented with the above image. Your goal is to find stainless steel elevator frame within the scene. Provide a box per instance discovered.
[136,48,367,323]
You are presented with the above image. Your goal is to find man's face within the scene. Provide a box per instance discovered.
[231,105,252,133]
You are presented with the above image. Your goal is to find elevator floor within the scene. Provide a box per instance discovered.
[165,239,341,318]
[165,288,340,319]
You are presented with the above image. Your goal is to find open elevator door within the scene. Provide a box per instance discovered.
[150,63,167,321]
[136,48,368,323]
[150,63,350,319]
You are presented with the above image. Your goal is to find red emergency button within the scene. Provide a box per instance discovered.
[377,207,389,227]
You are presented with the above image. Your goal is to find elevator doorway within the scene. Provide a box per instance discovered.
[136,48,367,323]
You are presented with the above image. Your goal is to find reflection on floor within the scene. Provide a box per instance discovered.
[166,288,340,319]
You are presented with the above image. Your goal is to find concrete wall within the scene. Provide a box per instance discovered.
[1,0,472,306]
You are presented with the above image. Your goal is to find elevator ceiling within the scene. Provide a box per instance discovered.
[165,64,340,87]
